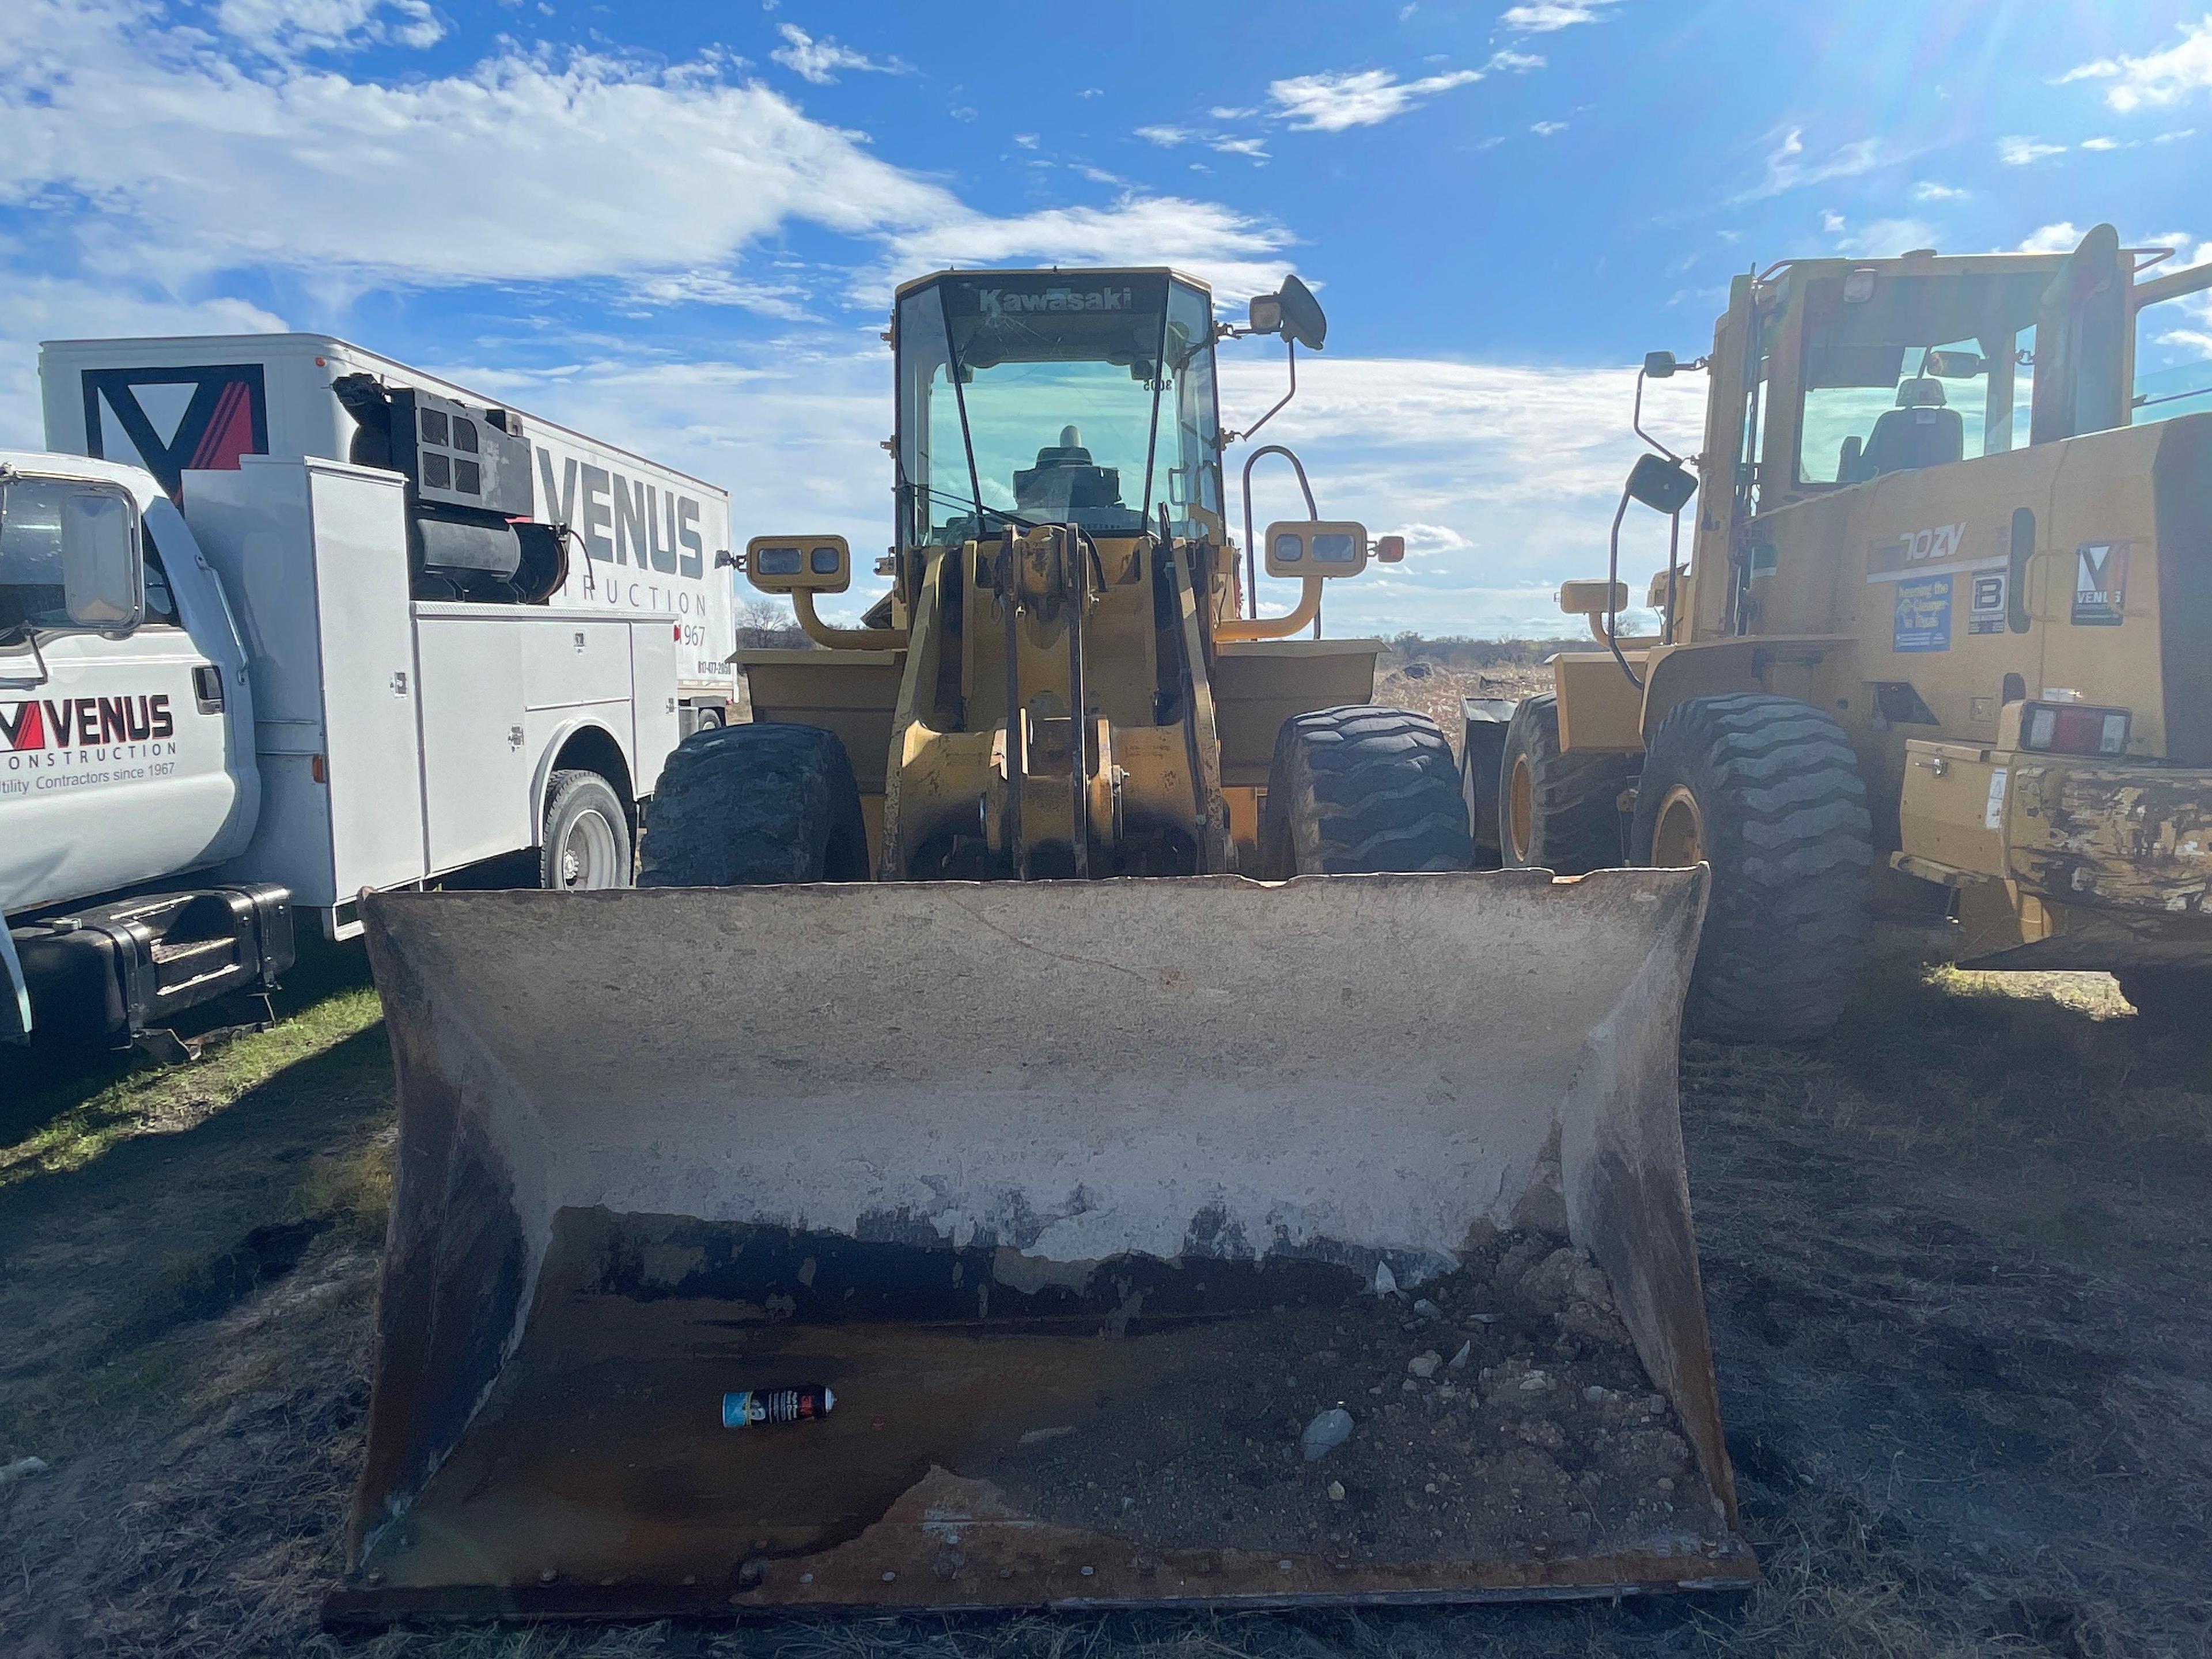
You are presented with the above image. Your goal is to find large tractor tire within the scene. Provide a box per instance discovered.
[1630,692,1872,1043]
[1260,706,1473,877]
[638,722,870,887]
[1498,692,1638,874]
[539,770,632,890]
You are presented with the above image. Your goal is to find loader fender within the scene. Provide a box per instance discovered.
[344,867,1749,1617]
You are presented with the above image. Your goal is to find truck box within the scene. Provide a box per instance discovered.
[37,333,735,712]
[182,454,680,936]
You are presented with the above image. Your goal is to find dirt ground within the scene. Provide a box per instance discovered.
[2,934,2209,1657]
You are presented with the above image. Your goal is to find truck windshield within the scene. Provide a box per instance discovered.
[896,273,1223,551]
[1,477,77,639]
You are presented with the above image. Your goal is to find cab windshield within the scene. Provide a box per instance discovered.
[896,272,1223,552]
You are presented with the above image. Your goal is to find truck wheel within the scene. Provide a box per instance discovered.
[638,722,870,886]
[540,771,632,891]
[1631,693,1872,1043]
[2114,969,2212,1027]
[1260,706,1473,877]
[1499,693,1637,874]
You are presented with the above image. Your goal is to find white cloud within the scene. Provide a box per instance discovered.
[0,1,1287,320]
[1208,105,1257,120]
[1734,127,1885,202]
[1486,50,1546,72]
[0,278,287,453]
[1499,0,1621,33]
[1998,135,2067,165]
[1913,180,1969,202]
[2156,127,2199,142]
[2078,135,2134,151]
[881,196,1293,304]
[1137,122,1270,159]
[1266,67,1484,131]
[769,22,908,85]
[2060,17,2212,112]
[214,0,444,55]
[2018,222,2085,253]
[1831,217,1938,259]
[1013,133,1040,149]
[1215,353,1707,635]
[1529,120,1566,136]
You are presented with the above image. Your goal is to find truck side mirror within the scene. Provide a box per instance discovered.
[1642,351,1679,379]
[1264,520,1366,578]
[745,534,850,594]
[1625,453,1698,515]
[61,490,143,631]
[1375,535,1406,564]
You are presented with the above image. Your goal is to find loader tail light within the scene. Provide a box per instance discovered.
[2021,702,2130,756]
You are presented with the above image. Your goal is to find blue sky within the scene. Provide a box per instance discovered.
[4,0,2209,634]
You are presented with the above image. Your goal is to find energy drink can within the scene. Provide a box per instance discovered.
[722,1385,836,1428]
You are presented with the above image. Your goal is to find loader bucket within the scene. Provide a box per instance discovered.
[331,867,1753,1624]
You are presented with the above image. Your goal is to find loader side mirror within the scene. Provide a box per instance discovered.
[1275,275,1328,351]
[1625,453,1698,515]
[745,534,850,594]
[1250,276,1327,350]
[1376,534,1406,564]
[1264,520,1367,578]
[60,488,144,632]
[1642,351,1679,379]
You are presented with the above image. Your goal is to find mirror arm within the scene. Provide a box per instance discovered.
[0,628,52,690]
[792,589,907,652]
[1239,443,1319,622]
[1222,338,1298,447]
[1604,484,1646,691]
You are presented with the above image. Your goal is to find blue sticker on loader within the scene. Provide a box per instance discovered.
[1894,574,1952,653]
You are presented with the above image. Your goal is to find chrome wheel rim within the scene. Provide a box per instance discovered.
[558,808,622,889]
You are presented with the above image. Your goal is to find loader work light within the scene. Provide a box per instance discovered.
[1263,520,1368,578]
[746,534,850,593]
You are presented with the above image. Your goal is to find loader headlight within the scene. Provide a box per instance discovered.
[745,534,850,593]
[1263,520,1369,578]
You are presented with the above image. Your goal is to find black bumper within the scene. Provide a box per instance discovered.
[9,885,294,1044]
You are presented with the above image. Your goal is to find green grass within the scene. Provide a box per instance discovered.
[0,980,384,1189]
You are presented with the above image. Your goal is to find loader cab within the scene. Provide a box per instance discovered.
[1678,229,2179,641]
[892,268,1227,560]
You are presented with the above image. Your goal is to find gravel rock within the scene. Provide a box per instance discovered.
[1300,1406,1354,1461]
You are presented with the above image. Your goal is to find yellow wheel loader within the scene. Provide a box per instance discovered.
[1474,225,2212,1040]
[333,268,1752,1623]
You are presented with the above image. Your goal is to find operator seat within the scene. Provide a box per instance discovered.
[1013,425,1123,516]
[1849,377,1964,482]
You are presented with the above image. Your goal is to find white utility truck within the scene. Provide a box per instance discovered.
[39,332,738,730]
[3,343,734,1054]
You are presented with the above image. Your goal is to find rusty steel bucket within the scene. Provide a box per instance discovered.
[328,867,1752,1624]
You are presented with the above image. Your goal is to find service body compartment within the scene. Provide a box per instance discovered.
[186,457,429,910]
